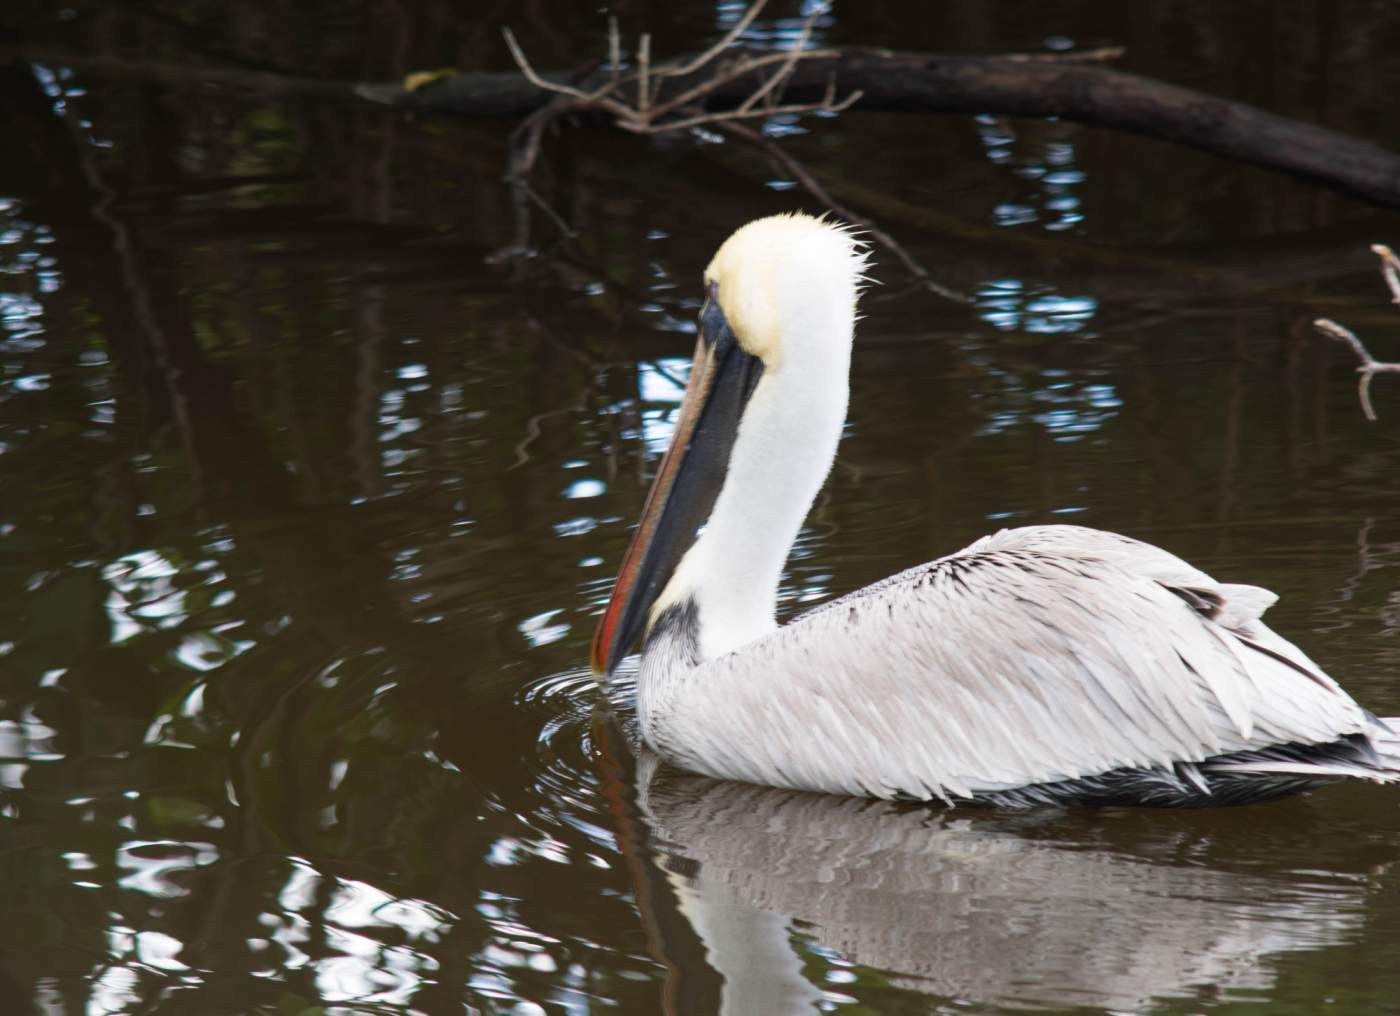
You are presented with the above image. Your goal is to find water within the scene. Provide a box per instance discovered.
[4,1,1400,1013]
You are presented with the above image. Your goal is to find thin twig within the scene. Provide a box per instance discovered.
[637,33,652,115]
[735,0,828,114]
[504,2,853,134]
[501,1,863,256]
[509,97,563,178]
[718,121,969,304]
[608,16,621,88]
[503,97,577,252]
[642,48,842,122]
[501,27,590,101]
[511,403,585,469]
[1314,318,1400,422]
[1313,243,1400,420]
[627,87,860,134]
[524,183,577,238]
[501,27,633,113]
[1373,244,1400,305]
[658,0,770,78]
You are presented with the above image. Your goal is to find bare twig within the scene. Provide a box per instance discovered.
[500,26,633,112]
[1314,318,1400,422]
[718,121,968,303]
[524,183,577,238]
[501,0,854,142]
[1373,243,1400,305]
[739,0,826,113]
[509,98,559,177]
[642,48,842,122]
[659,0,770,78]
[608,17,621,88]
[511,402,585,469]
[498,0,861,256]
[503,95,579,255]
[1314,243,1400,421]
[630,85,860,134]
[637,33,652,115]
[501,27,590,102]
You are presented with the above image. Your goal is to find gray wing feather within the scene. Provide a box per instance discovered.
[646,525,1370,799]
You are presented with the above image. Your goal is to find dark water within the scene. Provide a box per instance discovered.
[5,2,1400,1013]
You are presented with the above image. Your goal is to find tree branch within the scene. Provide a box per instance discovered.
[13,40,1400,207]
[500,1,852,138]
[1373,244,1400,305]
[1314,319,1400,422]
[1315,246,1400,421]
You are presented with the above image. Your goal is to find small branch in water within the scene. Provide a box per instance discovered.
[524,181,576,238]
[1373,243,1400,305]
[1314,243,1400,421]
[1313,318,1400,422]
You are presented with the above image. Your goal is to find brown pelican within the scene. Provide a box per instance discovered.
[591,212,1400,807]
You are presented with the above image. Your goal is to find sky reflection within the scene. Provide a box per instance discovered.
[637,356,692,455]
[975,116,1087,232]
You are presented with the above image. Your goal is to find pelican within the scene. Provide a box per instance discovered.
[591,212,1400,807]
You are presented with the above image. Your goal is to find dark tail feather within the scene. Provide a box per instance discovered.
[1206,727,1400,784]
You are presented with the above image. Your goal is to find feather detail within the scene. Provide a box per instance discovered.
[639,525,1377,803]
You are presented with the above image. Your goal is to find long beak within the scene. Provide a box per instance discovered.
[592,295,763,678]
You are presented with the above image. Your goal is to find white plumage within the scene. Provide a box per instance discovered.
[594,212,1400,806]
[642,524,1379,801]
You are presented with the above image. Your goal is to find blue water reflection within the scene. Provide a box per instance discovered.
[637,356,691,455]
[966,280,1121,442]
[976,116,1087,232]
[978,278,1098,333]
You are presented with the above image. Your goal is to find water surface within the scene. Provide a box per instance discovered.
[4,2,1400,1013]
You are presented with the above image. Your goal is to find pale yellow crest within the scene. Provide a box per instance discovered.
[704,212,868,368]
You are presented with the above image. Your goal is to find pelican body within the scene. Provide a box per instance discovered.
[592,213,1400,807]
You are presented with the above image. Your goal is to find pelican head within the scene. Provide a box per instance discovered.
[592,213,868,677]
[703,212,868,366]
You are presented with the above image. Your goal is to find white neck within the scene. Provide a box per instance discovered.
[656,328,851,662]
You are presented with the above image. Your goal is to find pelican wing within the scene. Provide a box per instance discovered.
[649,525,1370,800]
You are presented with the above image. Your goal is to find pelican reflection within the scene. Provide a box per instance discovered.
[620,745,1385,1014]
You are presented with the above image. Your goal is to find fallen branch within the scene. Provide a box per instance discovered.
[1315,245,1400,421]
[14,36,1400,208]
[413,44,1400,209]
